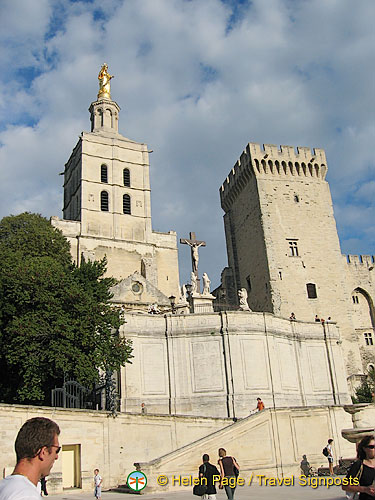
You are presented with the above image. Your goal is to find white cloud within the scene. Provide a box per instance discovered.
[355,181,375,202]
[0,0,374,287]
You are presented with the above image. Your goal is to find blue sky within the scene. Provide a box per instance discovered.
[0,0,374,287]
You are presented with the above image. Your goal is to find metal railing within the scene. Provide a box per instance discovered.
[51,380,98,409]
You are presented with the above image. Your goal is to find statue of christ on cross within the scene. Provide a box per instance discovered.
[180,232,206,277]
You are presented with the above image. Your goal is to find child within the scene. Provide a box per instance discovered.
[94,469,103,500]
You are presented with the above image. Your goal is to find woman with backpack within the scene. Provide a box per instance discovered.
[325,438,334,475]
[342,435,375,499]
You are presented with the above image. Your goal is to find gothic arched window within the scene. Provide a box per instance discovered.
[123,194,131,214]
[101,191,109,211]
[101,164,108,183]
[123,168,130,187]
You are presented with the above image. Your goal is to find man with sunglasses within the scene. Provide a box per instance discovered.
[0,417,60,500]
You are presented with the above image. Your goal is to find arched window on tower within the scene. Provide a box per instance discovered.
[101,191,109,211]
[306,283,317,299]
[123,168,130,187]
[101,164,108,183]
[123,194,131,214]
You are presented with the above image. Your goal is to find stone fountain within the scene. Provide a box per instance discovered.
[342,403,375,443]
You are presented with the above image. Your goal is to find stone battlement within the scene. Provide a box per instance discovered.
[220,142,328,210]
[346,254,375,266]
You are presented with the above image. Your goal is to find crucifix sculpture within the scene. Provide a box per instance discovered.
[180,232,206,293]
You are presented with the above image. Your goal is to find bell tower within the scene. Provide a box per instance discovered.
[53,65,180,298]
[89,98,120,134]
[62,64,152,242]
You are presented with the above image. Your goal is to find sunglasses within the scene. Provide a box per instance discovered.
[365,445,375,449]
[44,445,61,454]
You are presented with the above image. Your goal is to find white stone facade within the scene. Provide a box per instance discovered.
[119,311,351,417]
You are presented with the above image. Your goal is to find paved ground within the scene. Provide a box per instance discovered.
[51,480,348,500]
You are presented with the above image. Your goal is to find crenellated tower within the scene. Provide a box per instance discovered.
[219,142,364,376]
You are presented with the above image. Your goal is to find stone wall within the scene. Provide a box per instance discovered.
[0,404,354,494]
[344,255,375,372]
[0,405,230,493]
[119,311,351,417]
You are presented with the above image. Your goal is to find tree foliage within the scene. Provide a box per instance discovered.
[0,213,132,405]
[352,368,375,404]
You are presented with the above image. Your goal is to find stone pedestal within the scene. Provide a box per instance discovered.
[176,301,190,314]
[188,293,215,313]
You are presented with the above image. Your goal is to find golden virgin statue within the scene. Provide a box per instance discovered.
[98,63,114,99]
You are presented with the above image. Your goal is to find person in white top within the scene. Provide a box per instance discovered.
[94,469,103,499]
[326,438,334,476]
[0,417,60,500]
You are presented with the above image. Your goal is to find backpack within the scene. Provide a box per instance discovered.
[322,446,329,457]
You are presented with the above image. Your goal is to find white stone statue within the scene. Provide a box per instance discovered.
[190,272,197,293]
[202,272,211,295]
[148,303,160,314]
[179,284,188,303]
[238,288,250,311]
[183,240,205,275]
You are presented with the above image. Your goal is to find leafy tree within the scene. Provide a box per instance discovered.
[0,213,132,405]
[352,368,375,404]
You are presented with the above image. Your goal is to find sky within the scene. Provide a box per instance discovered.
[0,0,374,288]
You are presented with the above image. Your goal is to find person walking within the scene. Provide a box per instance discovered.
[255,397,265,412]
[326,438,334,475]
[198,454,220,500]
[40,476,48,496]
[342,434,375,499]
[94,469,103,500]
[0,417,60,500]
[218,448,240,500]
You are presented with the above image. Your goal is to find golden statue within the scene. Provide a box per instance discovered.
[98,63,114,99]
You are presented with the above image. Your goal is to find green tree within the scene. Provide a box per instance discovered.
[352,368,375,404]
[0,213,132,405]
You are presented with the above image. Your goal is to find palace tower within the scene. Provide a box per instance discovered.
[219,142,375,380]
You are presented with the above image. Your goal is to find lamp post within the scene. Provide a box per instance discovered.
[169,295,176,314]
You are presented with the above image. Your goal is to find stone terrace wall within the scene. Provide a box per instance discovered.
[0,405,230,493]
[120,311,351,417]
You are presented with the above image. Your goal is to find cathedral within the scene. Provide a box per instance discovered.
[50,65,375,416]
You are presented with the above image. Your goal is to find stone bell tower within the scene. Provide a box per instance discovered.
[62,63,153,243]
[89,94,120,134]
[52,65,180,301]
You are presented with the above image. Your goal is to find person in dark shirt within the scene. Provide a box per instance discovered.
[343,435,375,499]
[40,476,48,496]
[218,448,240,500]
[198,454,220,500]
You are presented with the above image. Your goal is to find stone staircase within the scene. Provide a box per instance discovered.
[132,405,355,493]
